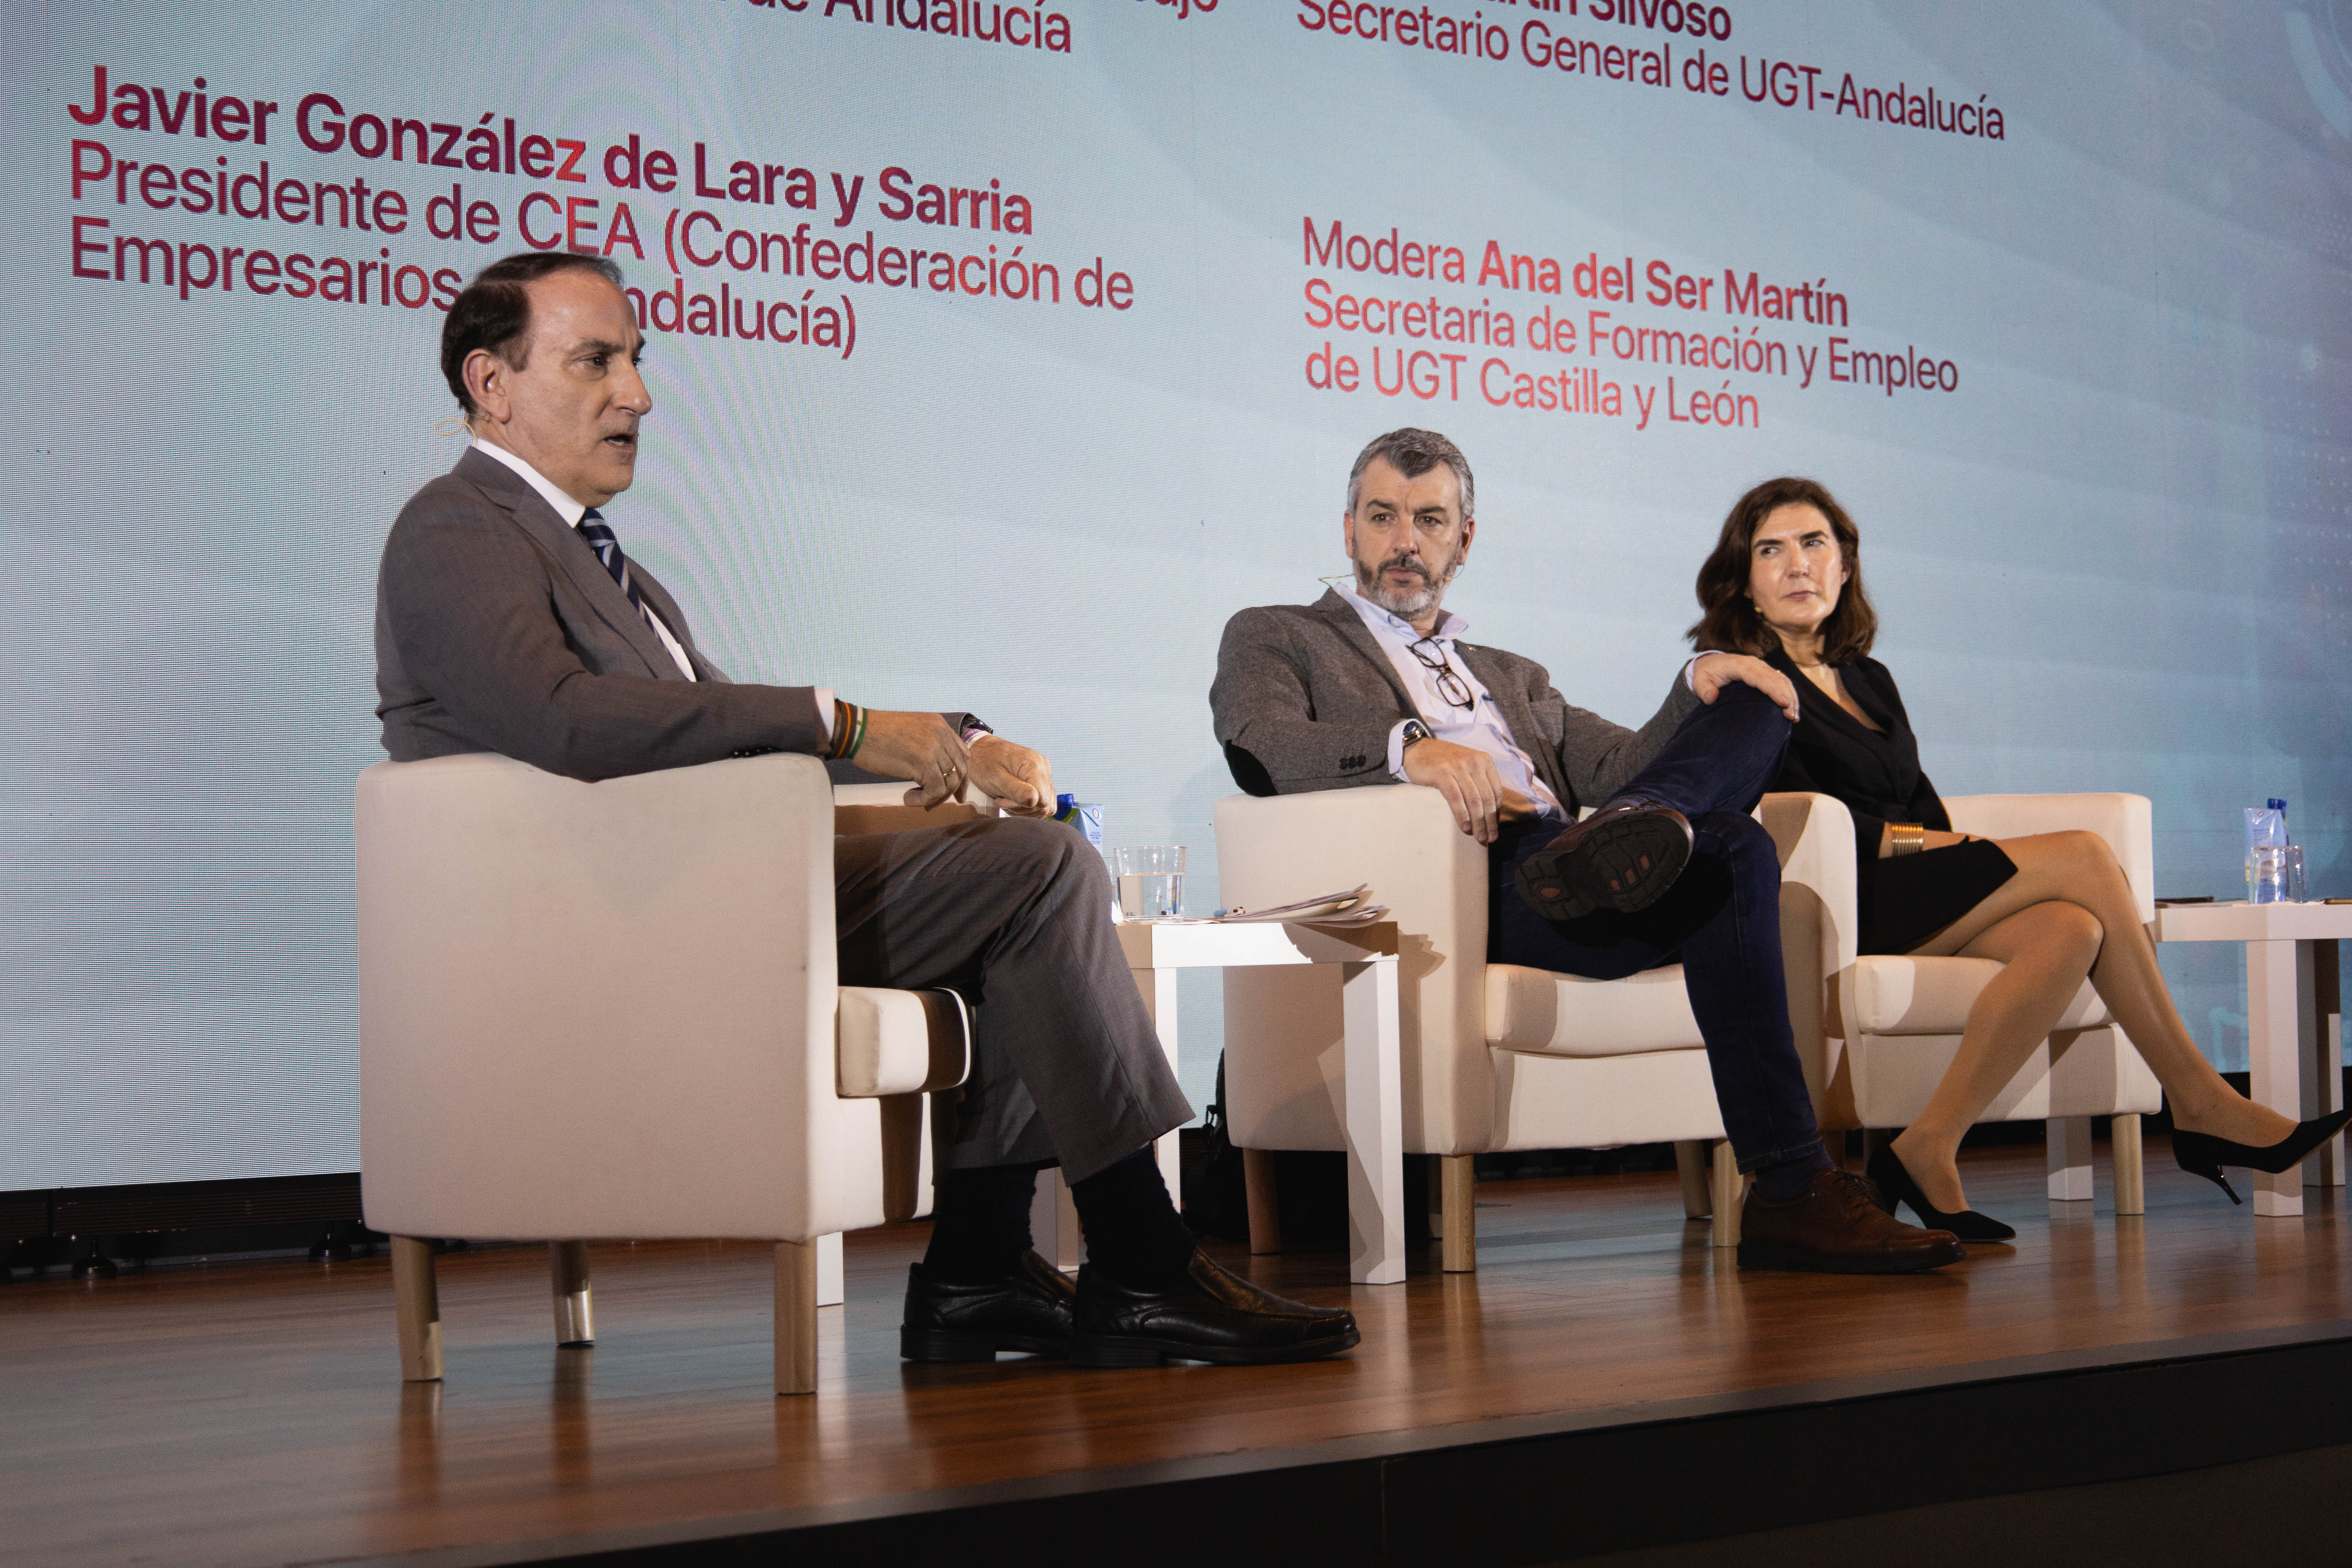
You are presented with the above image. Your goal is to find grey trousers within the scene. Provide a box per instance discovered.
[833,817,1192,1183]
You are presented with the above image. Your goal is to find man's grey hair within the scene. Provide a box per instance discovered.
[1345,428,1475,521]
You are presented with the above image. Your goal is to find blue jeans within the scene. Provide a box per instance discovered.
[1488,684,1825,1173]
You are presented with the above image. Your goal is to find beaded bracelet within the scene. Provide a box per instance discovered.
[829,700,867,761]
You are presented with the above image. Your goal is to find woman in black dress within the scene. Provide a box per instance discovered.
[1690,477,2347,1238]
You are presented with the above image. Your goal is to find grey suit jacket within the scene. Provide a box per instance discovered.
[1210,588,1700,813]
[375,448,835,781]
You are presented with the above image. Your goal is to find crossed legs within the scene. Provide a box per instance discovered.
[1492,686,1828,1179]
[1889,830,2295,1211]
[835,815,1191,1179]
[840,817,1359,1366]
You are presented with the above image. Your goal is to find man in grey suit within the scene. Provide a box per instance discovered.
[376,251,1357,1366]
[1211,428,1962,1274]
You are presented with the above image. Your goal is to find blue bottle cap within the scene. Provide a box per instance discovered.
[1056,792,1077,813]
[2269,798,2287,811]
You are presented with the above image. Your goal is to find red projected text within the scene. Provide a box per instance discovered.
[1295,213,1960,434]
[54,60,1145,366]
[1296,2,2006,144]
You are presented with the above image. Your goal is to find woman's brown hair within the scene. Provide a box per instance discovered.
[1688,476,1877,663]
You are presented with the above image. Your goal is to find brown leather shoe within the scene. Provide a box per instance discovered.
[1737,1169,1967,1274]
[1513,800,1694,920]
[1069,1249,1360,1367]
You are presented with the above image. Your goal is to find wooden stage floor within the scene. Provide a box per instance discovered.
[6,1138,2352,1568]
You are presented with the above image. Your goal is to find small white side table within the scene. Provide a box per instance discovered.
[2152,901,2348,1215]
[1033,919,1404,1285]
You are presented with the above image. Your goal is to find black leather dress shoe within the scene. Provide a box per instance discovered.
[1513,800,1694,920]
[900,1249,1077,1363]
[1068,1250,1360,1367]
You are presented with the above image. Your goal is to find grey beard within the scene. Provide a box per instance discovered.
[1355,554,1457,618]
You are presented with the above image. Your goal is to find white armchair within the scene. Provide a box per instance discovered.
[357,752,971,1396]
[1214,785,1749,1271]
[1763,791,2161,1213]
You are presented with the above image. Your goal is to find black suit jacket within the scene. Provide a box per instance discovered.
[1764,644,1951,859]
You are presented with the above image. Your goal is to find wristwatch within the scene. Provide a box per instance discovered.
[1400,719,1433,750]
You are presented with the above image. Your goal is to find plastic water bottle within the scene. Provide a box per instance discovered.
[1053,793,1117,920]
[2246,798,2292,904]
[1052,793,1103,848]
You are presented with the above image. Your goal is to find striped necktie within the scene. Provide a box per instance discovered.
[576,509,662,635]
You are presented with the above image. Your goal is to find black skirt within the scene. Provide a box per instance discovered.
[1860,838,2019,956]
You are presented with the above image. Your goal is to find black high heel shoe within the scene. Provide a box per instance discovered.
[2170,1108,2352,1205]
[1865,1140,2017,1242]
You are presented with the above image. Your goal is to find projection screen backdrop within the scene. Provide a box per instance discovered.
[4,0,2348,1190]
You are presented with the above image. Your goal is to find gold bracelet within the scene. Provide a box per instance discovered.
[1888,822,1926,857]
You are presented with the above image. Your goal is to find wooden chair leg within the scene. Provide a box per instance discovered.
[1674,1140,1712,1218]
[392,1236,443,1382]
[1440,1154,1477,1273]
[549,1242,593,1346]
[774,1240,818,1396]
[1242,1147,1282,1256]
[1710,1141,1742,1249]
[2112,1113,2146,1217]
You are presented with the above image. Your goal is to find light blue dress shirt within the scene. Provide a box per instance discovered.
[1336,582,1569,822]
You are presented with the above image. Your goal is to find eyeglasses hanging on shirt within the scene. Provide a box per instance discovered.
[1407,636,1476,710]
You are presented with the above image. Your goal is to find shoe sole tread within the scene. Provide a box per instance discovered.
[1516,813,1692,919]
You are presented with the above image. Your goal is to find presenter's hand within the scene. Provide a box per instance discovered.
[858,710,974,809]
[1403,737,1511,845]
[967,734,1055,817]
[1690,652,1801,722]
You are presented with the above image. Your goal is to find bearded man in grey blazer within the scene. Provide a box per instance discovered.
[1211,428,1962,1274]
[375,251,1357,1367]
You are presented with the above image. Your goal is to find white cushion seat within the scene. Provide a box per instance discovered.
[1847,958,2109,1037]
[1484,963,1704,1057]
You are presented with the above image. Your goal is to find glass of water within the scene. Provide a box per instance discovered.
[1115,845,1185,920]
[2249,844,2307,904]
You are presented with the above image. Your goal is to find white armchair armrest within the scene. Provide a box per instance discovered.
[1214,784,1485,948]
[836,988,971,1098]
[1214,785,1491,1151]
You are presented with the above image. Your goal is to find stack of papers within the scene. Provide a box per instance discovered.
[1207,885,1389,926]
